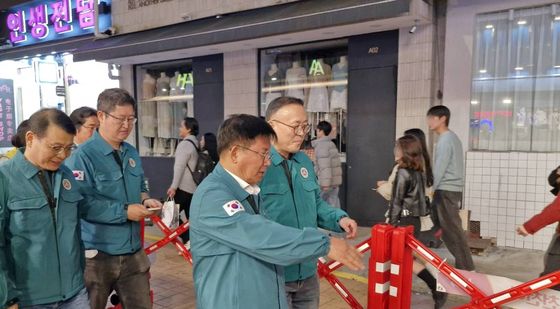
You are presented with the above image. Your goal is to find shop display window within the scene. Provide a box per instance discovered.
[470,4,560,151]
[135,59,194,156]
[259,39,348,154]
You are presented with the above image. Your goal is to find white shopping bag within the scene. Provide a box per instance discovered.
[161,197,180,229]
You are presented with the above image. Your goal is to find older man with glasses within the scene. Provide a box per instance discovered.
[190,114,363,309]
[260,96,359,309]
[0,108,139,309]
[66,88,161,309]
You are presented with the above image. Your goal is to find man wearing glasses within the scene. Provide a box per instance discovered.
[66,88,161,309]
[190,114,363,309]
[260,97,358,309]
[0,108,139,309]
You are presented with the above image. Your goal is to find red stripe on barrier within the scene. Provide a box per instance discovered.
[368,224,394,309]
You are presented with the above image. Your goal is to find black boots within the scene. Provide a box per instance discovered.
[417,268,448,308]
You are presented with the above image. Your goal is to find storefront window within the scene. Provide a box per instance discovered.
[259,40,348,154]
[470,4,560,151]
[135,60,194,157]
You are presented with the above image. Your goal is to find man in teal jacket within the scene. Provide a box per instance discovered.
[190,114,363,309]
[0,109,129,308]
[261,97,359,308]
[66,89,160,309]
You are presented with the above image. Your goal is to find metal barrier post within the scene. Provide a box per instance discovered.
[368,224,394,309]
[389,226,414,309]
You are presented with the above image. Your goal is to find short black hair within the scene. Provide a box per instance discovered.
[316,121,332,136]
[265,96,304,120]
[218,114,277,155]
[11,119,29,148]
[69,106,97,129]
[183,117,199,136]
[427,105,450,126]
[97,88,136,113]
[28,108,76,138]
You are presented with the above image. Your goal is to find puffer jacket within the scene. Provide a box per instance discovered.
[311,137,342,187]
[388,168,429,225]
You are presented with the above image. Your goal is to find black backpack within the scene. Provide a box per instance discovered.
[185,139,215,185]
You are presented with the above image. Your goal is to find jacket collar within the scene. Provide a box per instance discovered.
[13,150,42,179]
[213,163,252,201]
[270,146,307,166]
[91,131,126,156]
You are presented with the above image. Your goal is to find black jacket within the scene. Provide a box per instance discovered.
[388,168,429,225]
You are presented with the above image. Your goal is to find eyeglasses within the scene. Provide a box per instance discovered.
[104,111,137,126]
[235,144,271,161]
[271,120,311,136]
[47,143,75,155]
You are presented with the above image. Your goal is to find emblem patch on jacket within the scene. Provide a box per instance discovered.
[73,170,84,181]
[300,167,309,178]
[223,200,245,216]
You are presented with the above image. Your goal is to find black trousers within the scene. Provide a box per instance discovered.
[542,233,560,290]
[175,189,193,243]
[431,190,475,271]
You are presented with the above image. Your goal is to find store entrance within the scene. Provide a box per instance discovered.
[345,31,398,226]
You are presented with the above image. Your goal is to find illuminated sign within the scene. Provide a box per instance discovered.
[309,59,325,76]
[176,73,194,89]
[0,80,17,147]
[5,0,112,47]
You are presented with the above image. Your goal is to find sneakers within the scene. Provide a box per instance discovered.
[432,290,448,309]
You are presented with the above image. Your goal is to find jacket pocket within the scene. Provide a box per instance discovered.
[8,197,51,233]
[261,183,290,195]
[95,171,122,182]
[302,180,319,192]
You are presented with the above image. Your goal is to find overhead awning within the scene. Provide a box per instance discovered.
[0,35,94,61]
[0,0,410,62]
[72,0,410,62]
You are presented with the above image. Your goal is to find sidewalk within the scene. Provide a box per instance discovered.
[145,225,545,308]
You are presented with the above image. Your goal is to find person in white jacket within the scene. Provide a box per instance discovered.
[312,121,342,208]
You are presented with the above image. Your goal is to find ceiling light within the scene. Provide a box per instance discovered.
[555,16,560,21]
[502,98,512,104]
[514,67,523,71]
[485,24,494,29]
[479,69,487,73]
[517,20,527,25]
[50,51,56,55]
[471,100,479,105]
[554,65,560,68]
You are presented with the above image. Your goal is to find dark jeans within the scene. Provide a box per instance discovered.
[431,190,475,271]
[285,275,320,309]
[175,189,193,243]
[84,250,151,309]
[542,233,560,290]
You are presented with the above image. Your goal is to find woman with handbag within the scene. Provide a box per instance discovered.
[389,135,447,308]
[167,117,199,247]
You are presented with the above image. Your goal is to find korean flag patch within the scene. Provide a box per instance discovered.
[222,200,245,216]
[73,170,84,181]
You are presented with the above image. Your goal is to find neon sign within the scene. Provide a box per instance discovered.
[5,0,112,47]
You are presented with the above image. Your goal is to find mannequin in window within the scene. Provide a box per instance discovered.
[170,71,182,96]
[156,72,170,96]
[307,58,331,113]
[330,56,348,111]
[140,73,157,150]
[142,73,156,100]
[155,72,172,155]
[263,63,283,113]
[285,61,306,101]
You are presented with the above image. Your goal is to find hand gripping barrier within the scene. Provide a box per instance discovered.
[369,224,560,309]
[318,238,372,308]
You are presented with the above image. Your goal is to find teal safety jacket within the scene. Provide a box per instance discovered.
[66,131,147,255]
[0,151,123,306]
[260,147,348,282]
[190,164,330,309]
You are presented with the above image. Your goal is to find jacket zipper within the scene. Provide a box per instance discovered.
[49,202,63,299]
[281,160,302,278]
[274,265,281,309]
